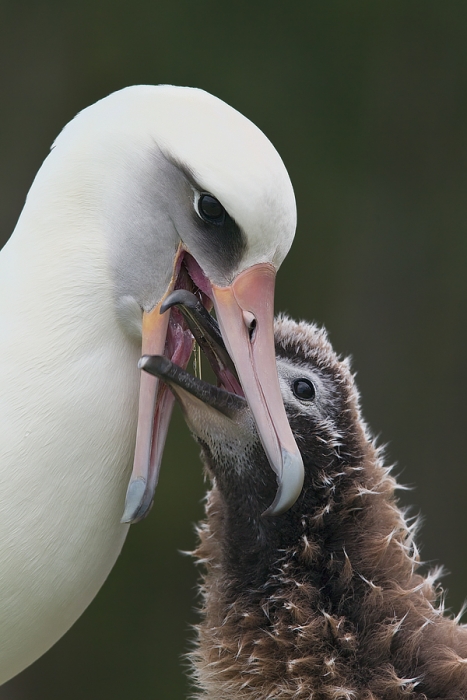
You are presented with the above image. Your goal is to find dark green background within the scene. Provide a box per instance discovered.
[1,2,467,698]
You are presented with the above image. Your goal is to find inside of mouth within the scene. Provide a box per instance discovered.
[163,252,244,397]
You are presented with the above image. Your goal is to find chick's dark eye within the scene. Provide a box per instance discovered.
[198,194,225,224]
[292,378,315,401]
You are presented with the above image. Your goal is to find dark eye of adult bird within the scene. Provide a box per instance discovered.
[292,378,315,400]
[198,193,226,224]
[141,310,467,700]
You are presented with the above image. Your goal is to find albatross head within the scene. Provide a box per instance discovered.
[54,85,303,522]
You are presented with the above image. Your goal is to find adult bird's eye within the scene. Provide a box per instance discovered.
[198,194,225,224]
[292,378,315,401]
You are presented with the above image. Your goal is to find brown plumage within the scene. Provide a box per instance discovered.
[185,316,467,699]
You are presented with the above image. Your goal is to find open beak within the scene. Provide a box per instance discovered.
[121,246,195,524]
[211,263,304,515]
[122,255,304,523]
[159,283,305,515]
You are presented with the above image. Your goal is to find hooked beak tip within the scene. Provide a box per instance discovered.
[138,355,150,370]
[121,477,147,524]
[262,448,304,517]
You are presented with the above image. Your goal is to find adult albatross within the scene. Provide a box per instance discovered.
[0,85,302,683]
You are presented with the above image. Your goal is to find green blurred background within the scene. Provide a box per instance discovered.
[1,1,467,697]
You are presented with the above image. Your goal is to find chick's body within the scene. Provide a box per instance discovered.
[189,317,467,699]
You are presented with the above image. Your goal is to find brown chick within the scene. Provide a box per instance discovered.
[141,313,467,700]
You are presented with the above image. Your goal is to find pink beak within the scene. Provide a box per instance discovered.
[121,299,180,523]
[212,263,304,515]
[122,259,304,523]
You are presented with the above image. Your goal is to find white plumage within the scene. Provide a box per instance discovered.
[0,85,300,682]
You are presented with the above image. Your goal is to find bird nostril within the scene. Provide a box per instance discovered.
[242,311,257,341]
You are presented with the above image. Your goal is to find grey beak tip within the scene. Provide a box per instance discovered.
[138,356,150,370]
[138,355,172,379]
[121,477,147,524]
[161,289,199,315]
[262,448,305,517]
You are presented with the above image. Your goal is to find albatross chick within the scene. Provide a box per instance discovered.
[142,313,467,699]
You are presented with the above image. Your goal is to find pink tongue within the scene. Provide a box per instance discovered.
[183,254,213,300]
[166,309,195,368]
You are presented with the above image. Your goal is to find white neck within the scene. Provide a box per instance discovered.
[0,144,141,683]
